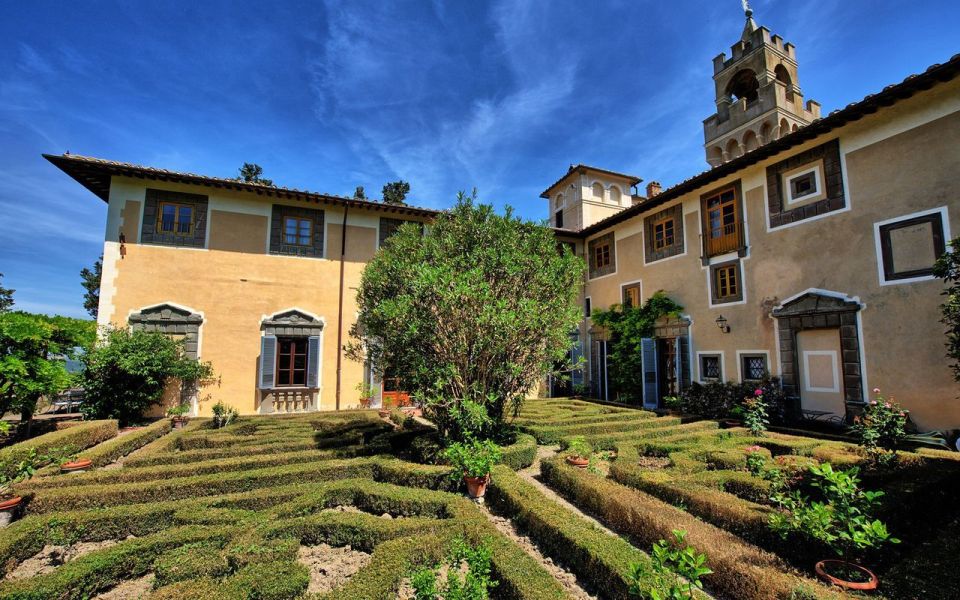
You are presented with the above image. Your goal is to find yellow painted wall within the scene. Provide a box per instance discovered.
[100,177,427,417]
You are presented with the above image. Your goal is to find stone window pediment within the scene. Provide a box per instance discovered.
[261,309,325,336]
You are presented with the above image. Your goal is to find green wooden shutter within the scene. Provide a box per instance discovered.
[306,336,321,389]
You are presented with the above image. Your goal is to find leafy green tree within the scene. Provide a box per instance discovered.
[237,162,273,186]
[346,192,584,442]
[933,238,960,382]
[80,256,102,319]
[591,292,683,402]
[0,312,95,426]
[353,186,366,199]
[0,274,13,313]
[80,327,216,426]
[381,180,410,205]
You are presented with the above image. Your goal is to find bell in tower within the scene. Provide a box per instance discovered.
[702,2,821,167]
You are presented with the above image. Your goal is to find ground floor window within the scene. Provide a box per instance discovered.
[699,354,722,381]
[276,337,308,386]
[740,353,768,381]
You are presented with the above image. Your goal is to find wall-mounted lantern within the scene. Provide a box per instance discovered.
[715,314,730,333]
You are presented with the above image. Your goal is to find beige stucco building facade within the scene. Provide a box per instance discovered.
[543,18,960,431]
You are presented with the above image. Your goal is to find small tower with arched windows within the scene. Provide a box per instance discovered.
[703,5,821,167]
[540,164,642,231]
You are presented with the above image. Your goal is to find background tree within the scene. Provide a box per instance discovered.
[0,311,95,428]
[236,162,273,186]
[80,327,216,426]
[381,180,410,206]
[591,292,683,402]
[80,256,102,319]
[353,186,366,199]
[346,192,584,442]
[0,274,13,313]
[934,237,960,382]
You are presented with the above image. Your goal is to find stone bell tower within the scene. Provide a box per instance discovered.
[702,3,821,167]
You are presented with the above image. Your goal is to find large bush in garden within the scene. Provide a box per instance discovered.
[0,311,94,424]
[346,193,584,442]
[590,291,683,402]
[81,327,215,426]
[933,237,960,383]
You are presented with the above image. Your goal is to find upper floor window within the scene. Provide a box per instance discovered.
[270,205,324,258]
[555,209,564,228]
[644,204,684,263]
[592,183,605,201]
[875,208,948,284]
[766,140,845,229]
[379,217,424,248]
[787,168,818,202]
[284,217,313,246]
[142,188,208,249]
[588,233,616,279]
[158,202,194,236]
[710,260,743,304]
[701,185,744,257]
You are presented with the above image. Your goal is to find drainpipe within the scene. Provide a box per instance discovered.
[335,205,349,411]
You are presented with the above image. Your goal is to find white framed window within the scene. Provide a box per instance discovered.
[873,206,950,285]
[737,351,770,382]
[697,351,724,382]
[783,163,823,205]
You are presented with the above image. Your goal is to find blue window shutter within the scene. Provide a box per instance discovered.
[306,335,321,389]
[641,338,658,409]
[259,336,277,390]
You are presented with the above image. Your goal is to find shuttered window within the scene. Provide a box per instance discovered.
[277,337,308,386]
[259,334,321,390]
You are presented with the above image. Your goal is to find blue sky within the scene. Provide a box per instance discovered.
[2,0,958,318]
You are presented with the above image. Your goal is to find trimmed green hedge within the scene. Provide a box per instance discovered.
[499,433,538,470]
[487,465,657,599]
[0,420,117,481]
[539,456,842,600]
[34,419,171,477]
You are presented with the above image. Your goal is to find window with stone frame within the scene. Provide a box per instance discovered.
[710,260,743,304]
[699,354,722,381]
[877,210,947,282]
[766,139,845,228]
[644,204,684,262]
[588,233,615,279]
[701,185,744,258]
[378,217,424,248]
[276,337,308,386]
[141,189,208,248]
[270,205,324,257]
[740,354,768,381]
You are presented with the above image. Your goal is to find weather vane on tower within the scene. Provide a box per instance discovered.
[741,0,753,19]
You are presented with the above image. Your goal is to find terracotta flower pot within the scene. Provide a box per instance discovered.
[720,419,742,429]
[0,496,22,512]
[171,417,188,429]
[464,474,490,498]
[815,560,878,591]
[378,409,391,418]
[61,458,93,474]
[566,456,590,468]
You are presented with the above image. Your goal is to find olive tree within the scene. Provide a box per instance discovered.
[347,192,584,442]
[934,237,960,382]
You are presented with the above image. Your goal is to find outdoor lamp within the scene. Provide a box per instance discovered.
[715,315,730,333]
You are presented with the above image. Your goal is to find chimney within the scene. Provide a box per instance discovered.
[645,181,662,198]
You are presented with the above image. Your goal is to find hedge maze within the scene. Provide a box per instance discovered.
[0,412,568,600]
[517,398,960,600]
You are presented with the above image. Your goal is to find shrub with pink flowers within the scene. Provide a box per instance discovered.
[744,445,767,476]
[850,388,908,464]
[742,388,769,437]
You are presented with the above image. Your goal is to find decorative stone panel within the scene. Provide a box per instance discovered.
[269,205,325,258]
[141,189,208,248]
[772,292,863,419]
[128,303,203,359]
[766,139,845,228]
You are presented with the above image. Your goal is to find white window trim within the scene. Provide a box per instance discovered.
[873,206,951,286]
[736,349,771,383]
[696,351,725,383]
[801,350,840,393]
[784,164,822,205]
[764,137,852,233]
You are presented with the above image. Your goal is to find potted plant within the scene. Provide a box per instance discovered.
[721,404,745,429]
[0,446,38,527]
[443,439,502,499]
[355,382,377,409]
[565,435,592,468]
[60,457,93,474]
[769,462,897,591]
[662,395,682,416]
[167,403,190,429]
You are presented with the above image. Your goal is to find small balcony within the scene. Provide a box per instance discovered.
[702,221,745,257]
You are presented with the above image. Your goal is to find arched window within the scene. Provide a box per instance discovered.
[592,183,605,201]
[725,138,741,160]
[555,194,564,209]
[779,118,790,138]
[774,64,794,101]
[609,186,622,205]
[742,130,759,153]
[726,69,759,103]
[707,146,724,164]
[791,123,799,133]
